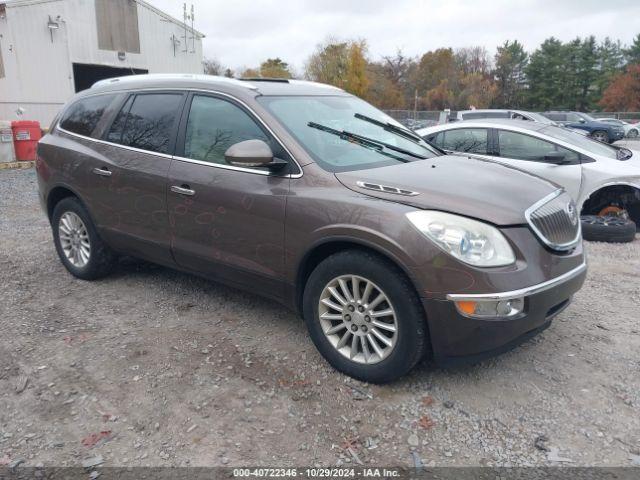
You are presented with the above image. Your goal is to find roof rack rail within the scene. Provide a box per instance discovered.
[239,78,290,83]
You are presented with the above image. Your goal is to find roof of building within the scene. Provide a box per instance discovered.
[89,74,346,97]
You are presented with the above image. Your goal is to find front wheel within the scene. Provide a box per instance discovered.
[52,197,116,280]
[628,129,639,138]
[591,130,609,143]
[302,250,428,383]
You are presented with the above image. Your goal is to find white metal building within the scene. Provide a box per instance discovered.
[0,0,204,125]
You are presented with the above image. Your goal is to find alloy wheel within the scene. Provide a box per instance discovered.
[58,211,91,268]
[592,131,608,143]
[318,275,398,365]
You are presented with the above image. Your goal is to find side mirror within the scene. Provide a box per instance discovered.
[224,139,287,170]
[578,119,586,124]
[543,151,568,164]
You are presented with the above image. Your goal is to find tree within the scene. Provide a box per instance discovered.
[240,67,260,78]
[259,58,292,78]
[593,37,626,103]
[203,57,224,76]
[599,64,640,111]
[624,34,640,65]
[305,38,370,97]
[456,46,492,75]
[345,41,369,97]
[458,73,498,109]
[365,62,405,109]
[525,37,568,109]
[493,40,528,108]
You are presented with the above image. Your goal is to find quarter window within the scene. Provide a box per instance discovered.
[497,130,579,163]
[59,94,116,137]
[184,95,269,165]
[441,128,489,154]
[106,93,183,154]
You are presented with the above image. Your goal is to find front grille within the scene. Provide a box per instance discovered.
[526,191,580,251]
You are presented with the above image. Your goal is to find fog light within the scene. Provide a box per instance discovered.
[454,297,524,318]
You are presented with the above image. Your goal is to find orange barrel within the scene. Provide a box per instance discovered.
[11,120,42,161]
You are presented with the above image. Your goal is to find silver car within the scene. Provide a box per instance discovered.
[417,119,640,225]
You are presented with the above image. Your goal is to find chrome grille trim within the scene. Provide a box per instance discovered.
[525,190,581,251]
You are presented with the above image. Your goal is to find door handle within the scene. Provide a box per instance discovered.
[92,167,112,177]
[171,185,195,196]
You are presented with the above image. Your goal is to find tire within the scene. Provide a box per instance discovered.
[590,130,609,143]
[581,215,636,243]
[628,129,639,138]
[52,197,116,280]
[302,250,428,383]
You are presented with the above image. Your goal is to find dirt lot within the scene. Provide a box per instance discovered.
[1,167,639,468]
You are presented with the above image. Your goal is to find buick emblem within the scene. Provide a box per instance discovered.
[566,203,578,225]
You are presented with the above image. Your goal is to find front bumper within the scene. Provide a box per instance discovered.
[612,130,625,141]
[423,262,587,366]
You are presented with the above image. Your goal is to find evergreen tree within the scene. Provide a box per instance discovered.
[624,34,640,65]
[493,40,528,108]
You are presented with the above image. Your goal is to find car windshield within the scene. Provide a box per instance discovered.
[525,112,556,125]
[257,95,440,172]
[539,125,620,159]
[577,112,596,122]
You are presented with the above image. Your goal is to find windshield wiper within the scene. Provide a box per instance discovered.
[354,113,424,143]
[307,122,428,161]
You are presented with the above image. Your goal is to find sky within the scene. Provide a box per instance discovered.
[146,0,640,74]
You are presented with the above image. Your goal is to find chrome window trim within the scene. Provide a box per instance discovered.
[172,155,273,176]
[57,126,174,159]
[447,261,587,301]
[55,87,304,179]
[524,189,582,251]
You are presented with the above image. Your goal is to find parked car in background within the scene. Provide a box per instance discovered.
[541,111,625,143]
[37,74,587,382]
[452,109,557,125]
[597,118,639,138]
[417,119,640,240]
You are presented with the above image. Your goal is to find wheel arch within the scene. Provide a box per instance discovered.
[294,237,423,317]
[46,184,88,223]
[580,181,640,223]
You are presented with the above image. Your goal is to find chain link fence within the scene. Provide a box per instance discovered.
[383,110,640,139]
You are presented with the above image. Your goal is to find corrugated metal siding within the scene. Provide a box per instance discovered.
[0,0,203,125]
[0,40,4,78]
[95,0,140,53]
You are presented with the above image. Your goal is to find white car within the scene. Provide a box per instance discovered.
[597,118,639,138]
[452,109,557,124]
[416,119,640,224]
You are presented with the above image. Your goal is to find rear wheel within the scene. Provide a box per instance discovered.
[52,197,116,279]
[591,130,609,143]
[303,250,428,383]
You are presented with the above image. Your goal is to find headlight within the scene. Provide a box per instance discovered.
[406,211,515,267]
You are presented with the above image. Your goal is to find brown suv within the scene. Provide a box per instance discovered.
[36,74,586,383]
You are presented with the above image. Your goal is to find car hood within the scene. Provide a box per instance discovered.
[335,155,560,226]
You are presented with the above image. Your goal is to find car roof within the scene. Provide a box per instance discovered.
[416,118,549,136]
[84,73,347,98]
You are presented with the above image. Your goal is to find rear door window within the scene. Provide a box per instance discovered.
[59,94,117,137]
[441,128,489,154]
[497,130,580,163]
[105,93,184,154]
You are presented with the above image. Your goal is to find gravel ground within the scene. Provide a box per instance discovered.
[1,167,639,468]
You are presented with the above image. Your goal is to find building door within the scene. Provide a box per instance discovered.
[72,64,148,93]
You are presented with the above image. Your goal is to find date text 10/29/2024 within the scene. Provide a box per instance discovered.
[233,468,401,478]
